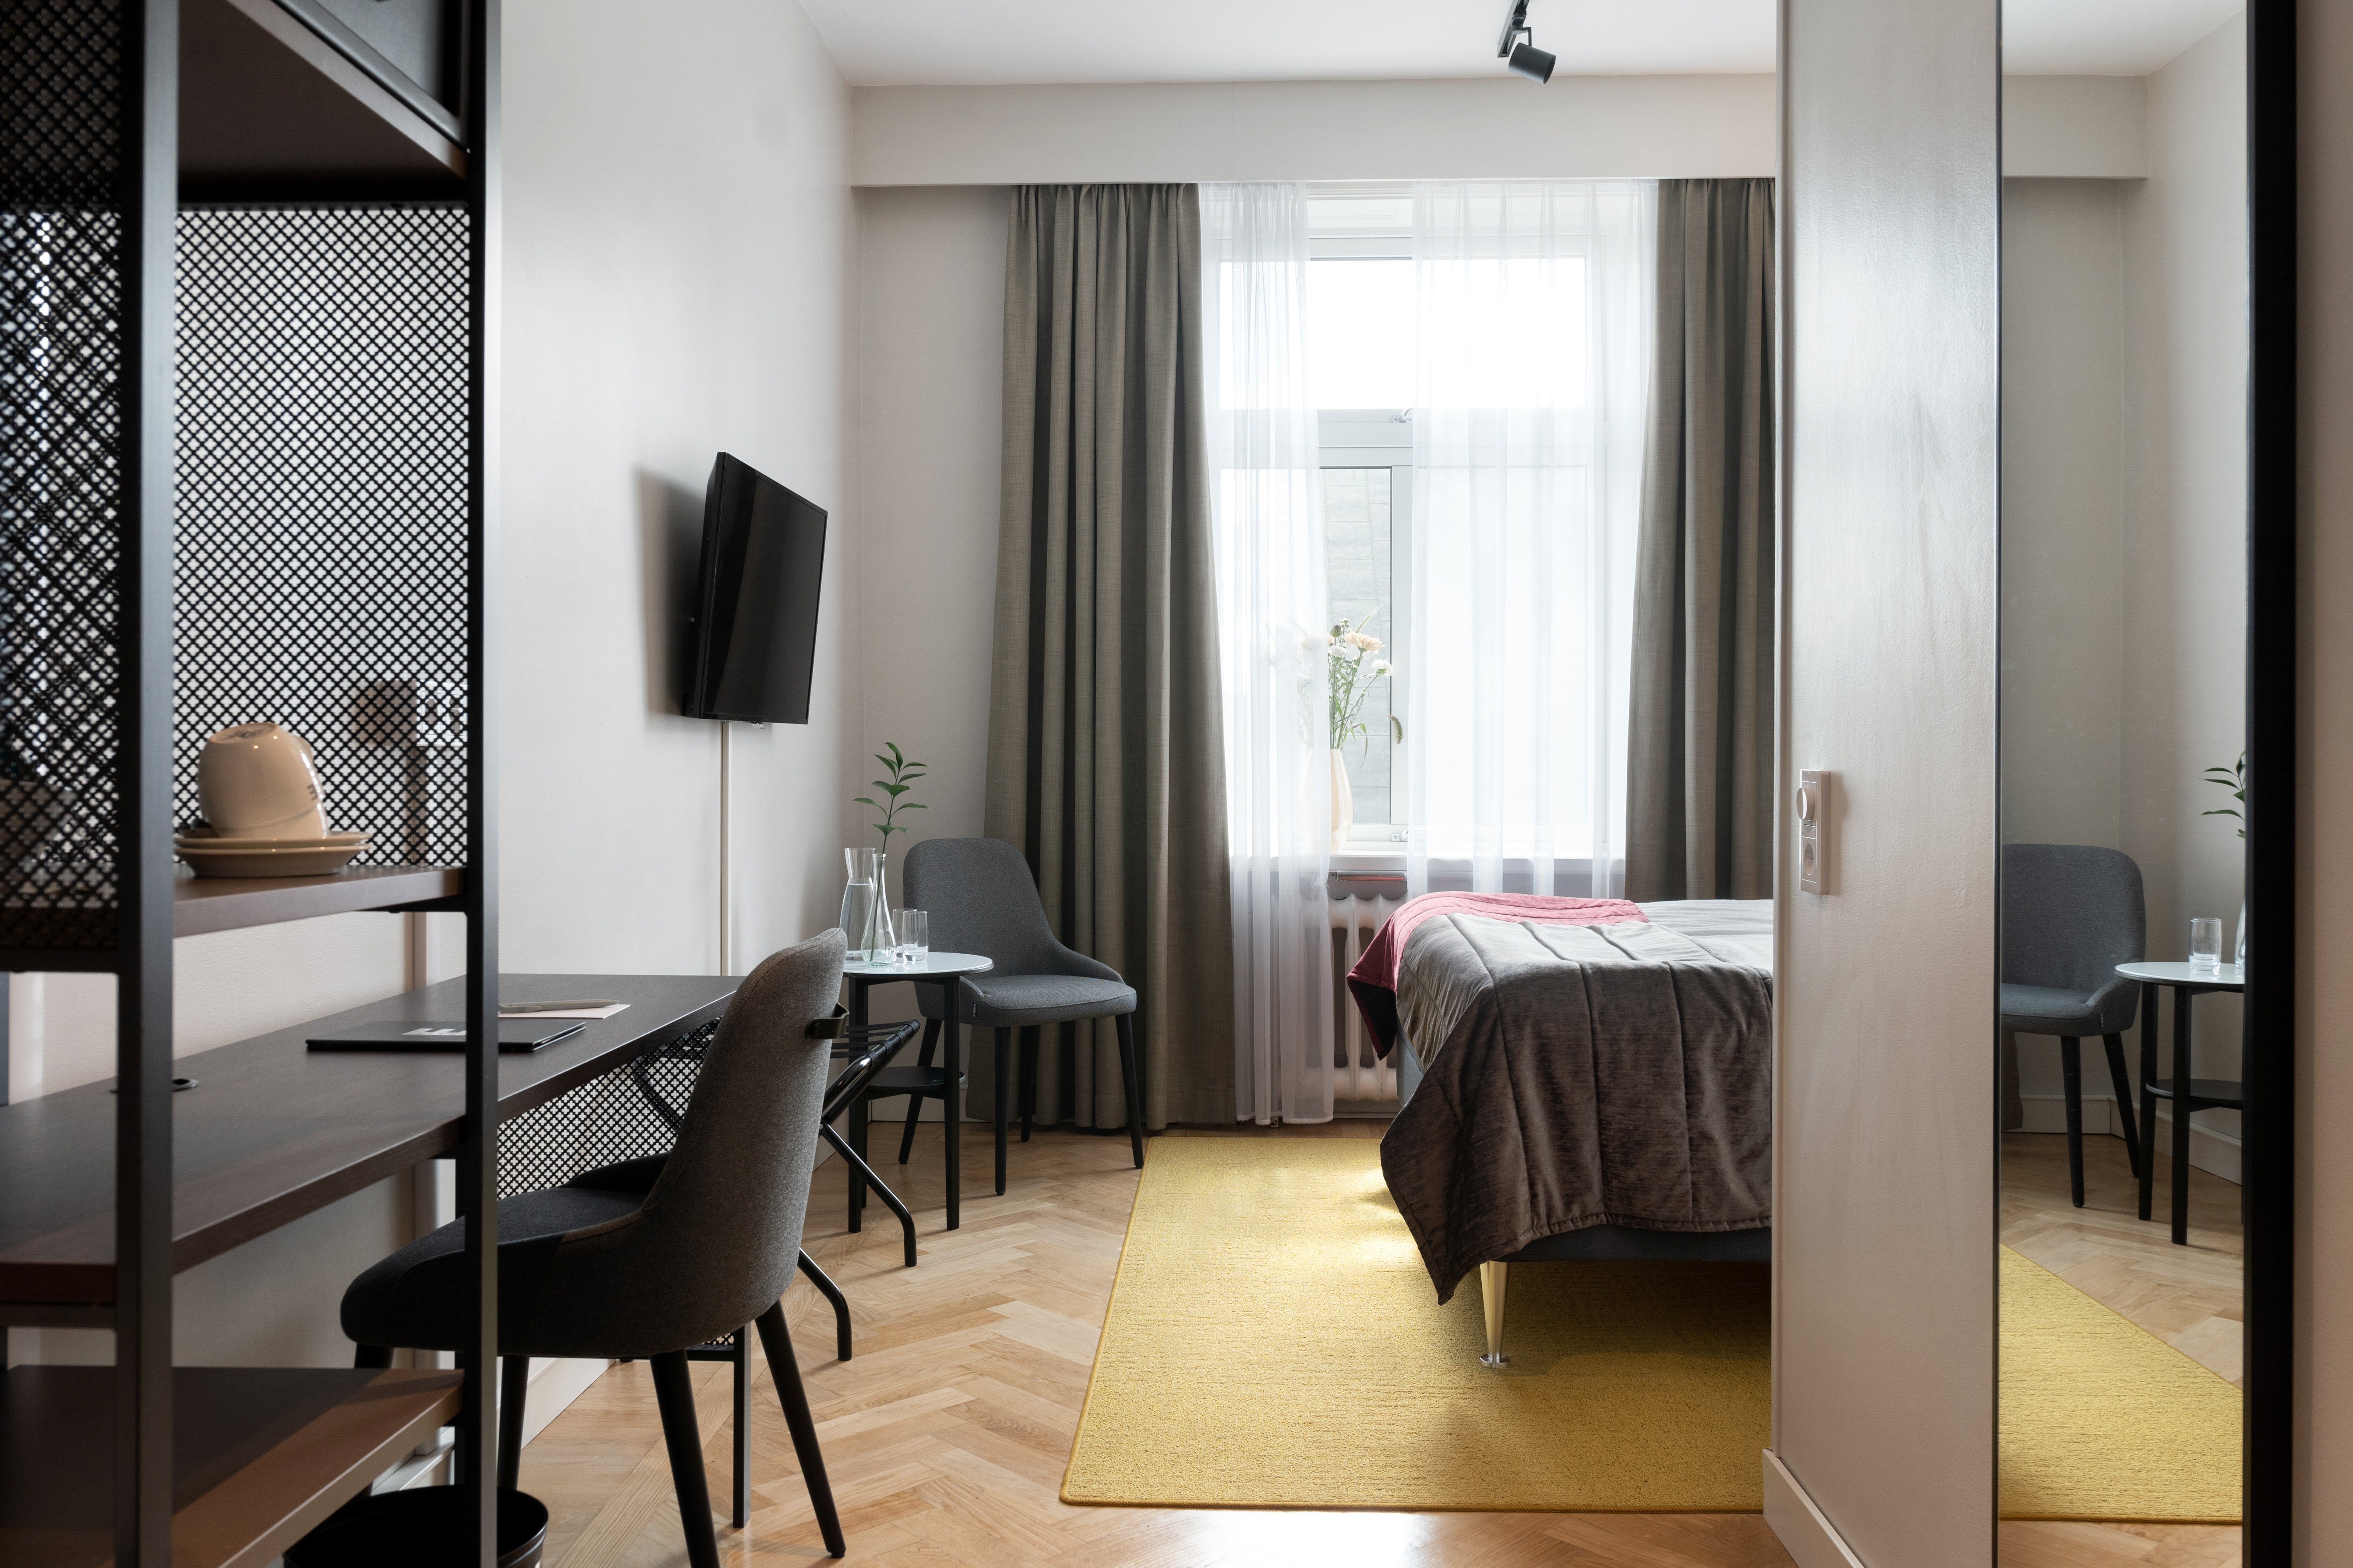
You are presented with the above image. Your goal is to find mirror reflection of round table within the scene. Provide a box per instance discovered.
[2114,960,2244,1246]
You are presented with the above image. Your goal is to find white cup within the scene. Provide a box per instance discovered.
[198,723,327,839]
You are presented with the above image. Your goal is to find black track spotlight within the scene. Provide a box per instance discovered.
[1497,0,1556,83]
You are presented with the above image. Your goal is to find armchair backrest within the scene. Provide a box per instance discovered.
[527,929,843,1356]
[903,837,1063,974]
[2001,843,2146,996]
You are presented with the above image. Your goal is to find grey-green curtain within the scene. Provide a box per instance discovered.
[1626,178,1777,902]
[983,184,1236,1132]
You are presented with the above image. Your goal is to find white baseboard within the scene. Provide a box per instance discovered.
[2015,1094,2240,1184]
[1763,1450,1869,1568]
[524,1355,607,1445]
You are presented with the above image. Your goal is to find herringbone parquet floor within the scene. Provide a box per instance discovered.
[522,1123,2239,1567]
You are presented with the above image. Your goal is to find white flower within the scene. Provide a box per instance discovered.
[1345,631,1383,652]
[1372,660,1393,676]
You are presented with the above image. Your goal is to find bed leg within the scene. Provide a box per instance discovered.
[1479,1260,1509,1368]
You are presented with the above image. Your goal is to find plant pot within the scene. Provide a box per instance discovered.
[1329,748,1354,850]
[284,1485,548,1568]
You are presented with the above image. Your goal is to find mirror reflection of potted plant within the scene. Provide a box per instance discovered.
[1327,614,1395,851]
[2202,751,2246,964]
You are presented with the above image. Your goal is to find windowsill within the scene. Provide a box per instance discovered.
[1330,847,1408,874]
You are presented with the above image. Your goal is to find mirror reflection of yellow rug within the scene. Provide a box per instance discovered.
[1999,1245,2242,1523]
[1062,1138,1770,1510]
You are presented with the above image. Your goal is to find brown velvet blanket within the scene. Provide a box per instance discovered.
[1379,900,1773,1303]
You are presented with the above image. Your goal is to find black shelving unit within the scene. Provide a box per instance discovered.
[1,1,503,1561]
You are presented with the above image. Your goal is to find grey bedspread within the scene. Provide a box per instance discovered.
[1379,899,1773,1303]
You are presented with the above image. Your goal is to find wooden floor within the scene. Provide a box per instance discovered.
[2001,1131,2245,1385]
[522,1123,2242,1567]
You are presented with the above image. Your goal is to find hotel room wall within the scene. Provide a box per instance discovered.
[5,0,859,1411]
[1771,0,1999,1559]
[2117,13,2248,1151]
[1997,18,2250,1175]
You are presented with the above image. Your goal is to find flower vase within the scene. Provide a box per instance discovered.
[1329,748,1354,850]
[870,848,896,958]
[2237,898,2248,967]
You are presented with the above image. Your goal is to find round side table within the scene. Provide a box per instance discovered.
[840,951,993,1232]
[2115,960,2245,1246]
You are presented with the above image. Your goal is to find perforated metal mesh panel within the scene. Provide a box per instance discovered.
[0,0,127,949]
[498,1022,718,1198]
[175,205,471,865]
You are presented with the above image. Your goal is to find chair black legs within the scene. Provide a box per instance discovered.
[1019,1026,1039,1142]
[2059,1036,2086,1206]
[729,1329,750,1526]
[649,1350,722,1568]
[1116,1013,1145,1168]
[353,1343,392,1369]
[796,1249,854,1361]
[2100,1033,2142,1178]
[897,1018,943,1165]
[994,1027,1012,1194]
[497,1354,530,1493]
[756,1302,847,1558]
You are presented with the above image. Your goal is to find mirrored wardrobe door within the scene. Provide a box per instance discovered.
[1997,0,2258,1560]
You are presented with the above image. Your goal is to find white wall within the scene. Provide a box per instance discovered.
[1772,0,1999,1564]
[2117,14,2248,1143]
[5,0,859,1405]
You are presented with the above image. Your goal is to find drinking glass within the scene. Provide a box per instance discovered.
[898,909,929,962]
[2188,915,2223,969]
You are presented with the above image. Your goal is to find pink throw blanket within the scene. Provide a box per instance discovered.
[1346,893,1646,1056]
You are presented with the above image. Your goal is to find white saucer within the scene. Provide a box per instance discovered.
[177,829,371,850]
[176,842,370,877]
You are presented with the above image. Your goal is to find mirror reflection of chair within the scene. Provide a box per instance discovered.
[2000,844,2147,1207]
[340,933,851,1565]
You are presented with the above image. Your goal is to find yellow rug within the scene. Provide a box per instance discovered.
[1062,1138,1771,1510]
[1999,1245,2242,1523]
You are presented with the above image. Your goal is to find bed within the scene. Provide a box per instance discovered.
[1349,896,1774,1366]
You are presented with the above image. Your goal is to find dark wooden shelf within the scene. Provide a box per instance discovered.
[0,975,739,1312]
[173,865,463,940]
[0,1365,461,1568]
[184,0,464,192]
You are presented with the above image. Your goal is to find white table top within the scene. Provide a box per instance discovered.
[2116,960,2245,990]
[843,950,994,980]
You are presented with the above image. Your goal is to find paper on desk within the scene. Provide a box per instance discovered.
[496,1004,629,1020]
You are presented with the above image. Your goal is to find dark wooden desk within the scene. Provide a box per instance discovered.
[0,973,738,1314]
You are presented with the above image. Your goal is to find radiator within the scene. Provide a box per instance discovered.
[1328,885,1407,1105]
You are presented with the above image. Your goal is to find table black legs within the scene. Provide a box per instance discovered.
[2138,983,2160,1222]
[2172,984,2195,1245]
[823,1122,918,1267]
[994,1027,1012,1194]
[2060,1036,2086,1207]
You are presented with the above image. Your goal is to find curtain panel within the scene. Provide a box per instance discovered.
[985,183,1237,1131]
[1201,182,1335,1125]
[1404,180,1658,898]
[1626,178,1777,902]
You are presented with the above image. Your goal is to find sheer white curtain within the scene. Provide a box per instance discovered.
[1203,182,1335,1125]
[1404,180,1657,898]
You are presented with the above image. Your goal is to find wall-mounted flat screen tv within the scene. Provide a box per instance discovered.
[683,453,827,724]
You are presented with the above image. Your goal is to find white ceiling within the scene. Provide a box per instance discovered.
[800,0,2243,87]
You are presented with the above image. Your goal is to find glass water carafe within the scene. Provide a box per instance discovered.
[839,846,895,960]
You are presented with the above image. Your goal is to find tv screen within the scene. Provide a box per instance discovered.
[683,453,827,724]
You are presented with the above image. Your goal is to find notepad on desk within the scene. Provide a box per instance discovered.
[497,999,630,1020]
[307,1017,587,1053]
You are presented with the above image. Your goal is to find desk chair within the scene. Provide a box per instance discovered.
[342,932,850,1565]
[2001,843,2146,1207]
[896,837,1144,1193]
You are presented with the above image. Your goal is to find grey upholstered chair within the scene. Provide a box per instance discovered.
[342,931,850,1566]
[2001,843,2147,1208]
[896,837,1144,1193]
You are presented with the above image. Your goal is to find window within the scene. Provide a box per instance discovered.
[1310,192,1413,840]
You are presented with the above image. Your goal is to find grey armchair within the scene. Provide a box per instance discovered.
[896,837,1143,1194]
[342,931,850,1565]
[2001,843,2146,1207]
